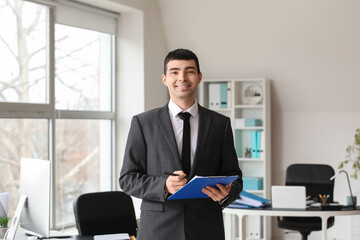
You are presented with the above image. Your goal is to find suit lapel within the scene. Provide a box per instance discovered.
[191,105,211,176]
[156,105,182,167]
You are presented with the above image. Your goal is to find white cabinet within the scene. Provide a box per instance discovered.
[199,78,271,240]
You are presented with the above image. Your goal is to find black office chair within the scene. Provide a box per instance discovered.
[277,163,335,240]
[73,191,137,237]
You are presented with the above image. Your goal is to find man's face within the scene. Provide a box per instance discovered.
[162,59,202,104]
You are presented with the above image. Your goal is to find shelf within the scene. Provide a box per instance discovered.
[200,78,271,239]
[235,127,264,131]
[234,104,263,109]
[209,108,231,112]
[238,158,264,162]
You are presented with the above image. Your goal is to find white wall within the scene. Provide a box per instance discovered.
[143,0,169,110]
[79,0,169,218]
[83,0,360,238]
[156,0,360,239]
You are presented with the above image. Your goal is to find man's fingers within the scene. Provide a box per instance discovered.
[165,173,188,194]
[202,186,223,202]
[217,183,227,191]
[202,184,232,202]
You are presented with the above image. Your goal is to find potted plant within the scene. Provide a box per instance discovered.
[245,147,251,158]
[338,129,360,179]
[0,216,10,238]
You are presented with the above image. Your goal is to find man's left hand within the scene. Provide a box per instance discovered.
[202,183,232,202]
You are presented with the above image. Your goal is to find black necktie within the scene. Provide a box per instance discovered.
[178,112,191,176]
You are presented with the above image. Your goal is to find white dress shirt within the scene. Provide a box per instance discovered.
[168,99,199,167]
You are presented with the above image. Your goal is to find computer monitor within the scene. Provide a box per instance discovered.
[18,158,70,238]
[19,158,51,238]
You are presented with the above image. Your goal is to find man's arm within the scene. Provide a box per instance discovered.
[119,116,168,202]
[202,116,243,207]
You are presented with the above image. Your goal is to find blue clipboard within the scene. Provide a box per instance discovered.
[167,175,239,200]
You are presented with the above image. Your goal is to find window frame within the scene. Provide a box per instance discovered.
[0,1,117,229]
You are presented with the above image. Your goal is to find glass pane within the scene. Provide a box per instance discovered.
[55,24,113,111]
[55,119,112,226]
[0,119,48,217]
[0,0,47,103]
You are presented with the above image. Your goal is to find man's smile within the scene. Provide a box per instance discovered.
[175,82,192,90]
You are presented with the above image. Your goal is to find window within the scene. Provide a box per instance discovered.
[0,0,117,228]
[0,0,47,104]
[55,25,113,111]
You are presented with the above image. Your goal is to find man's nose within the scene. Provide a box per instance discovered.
[178,71,187,80]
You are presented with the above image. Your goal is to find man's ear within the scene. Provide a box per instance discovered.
[162,74,168,86]
[198,72,202,84]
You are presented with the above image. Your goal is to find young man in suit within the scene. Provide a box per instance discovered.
[119,49,242,240]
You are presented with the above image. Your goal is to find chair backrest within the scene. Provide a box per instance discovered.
[73,191,137,236]
[285,164,335,203]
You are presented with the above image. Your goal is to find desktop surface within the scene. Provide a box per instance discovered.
[239,205,360,211]
[224,205,360,240]
[14,232,90,240]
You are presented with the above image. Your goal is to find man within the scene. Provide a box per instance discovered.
[119,49,242,240]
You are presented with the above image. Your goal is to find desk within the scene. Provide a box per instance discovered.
[13,232,136,240]
[223,206,360,240]
[12,233,89,240]
[10,229,135,240]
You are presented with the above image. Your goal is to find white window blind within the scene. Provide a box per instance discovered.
[55,0,118,35]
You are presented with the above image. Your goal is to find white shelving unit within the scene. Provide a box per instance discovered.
[199,78,271,240]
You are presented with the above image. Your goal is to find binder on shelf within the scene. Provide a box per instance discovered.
[260,131,265,159]
[256,131,262,158]
[247,215,262,239]
[251,131,257,158]
[234,129,242,158]
[220,82,228,108]
[227,82,231,108]
[208,83,220,109]
[168,175,239,200]
[208,82,230,109]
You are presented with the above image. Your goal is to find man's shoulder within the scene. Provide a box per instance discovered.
[135,105,167,119]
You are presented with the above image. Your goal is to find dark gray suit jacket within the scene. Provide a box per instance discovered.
[119,104,242,240]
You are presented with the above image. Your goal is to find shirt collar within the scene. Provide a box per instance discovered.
[168,99,198,118]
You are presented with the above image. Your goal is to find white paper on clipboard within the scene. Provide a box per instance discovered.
[0,192,10,217]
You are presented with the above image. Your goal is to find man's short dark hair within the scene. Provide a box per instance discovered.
[163,48,201,74]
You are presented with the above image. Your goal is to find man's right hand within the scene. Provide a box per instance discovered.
[164,170,188,194]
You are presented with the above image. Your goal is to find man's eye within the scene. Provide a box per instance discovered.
[170,71,177,75]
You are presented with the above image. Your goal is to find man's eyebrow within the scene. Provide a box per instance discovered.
[168,66,196,71]
[185,66,196,70]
